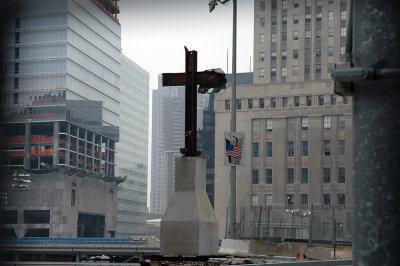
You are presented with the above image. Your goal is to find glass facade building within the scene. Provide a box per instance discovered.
[116,55,149,237]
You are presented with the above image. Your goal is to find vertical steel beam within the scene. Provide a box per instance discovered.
[183,47,198,157]
[352,0,400,265]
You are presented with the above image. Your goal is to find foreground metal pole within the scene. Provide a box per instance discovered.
[229,0,237,239]
[352,1,400,265]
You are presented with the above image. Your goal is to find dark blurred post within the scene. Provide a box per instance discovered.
[351,0,400,264]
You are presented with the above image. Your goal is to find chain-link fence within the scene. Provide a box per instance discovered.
[226,204,352,245]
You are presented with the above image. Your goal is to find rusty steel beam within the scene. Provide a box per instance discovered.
[162,71,226,87]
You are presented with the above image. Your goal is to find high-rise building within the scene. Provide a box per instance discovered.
[0,0,122,238]
[116,55,149,237]
[214,0,352,241]
[150,77,209,215]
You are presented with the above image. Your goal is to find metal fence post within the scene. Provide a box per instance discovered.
[308,203,313,246]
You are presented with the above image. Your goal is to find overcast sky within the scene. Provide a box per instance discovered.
[119,0,254,91]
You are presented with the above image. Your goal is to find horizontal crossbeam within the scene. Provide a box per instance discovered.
[162,71,227,87]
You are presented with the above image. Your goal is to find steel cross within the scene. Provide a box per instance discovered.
[162,47,226,157]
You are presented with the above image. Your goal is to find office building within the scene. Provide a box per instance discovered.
[115,55,149,237]
[150,77,209,215]
[214,0,352,241]
[0,0,122,238]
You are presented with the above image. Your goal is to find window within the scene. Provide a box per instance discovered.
[305,14,312,23]
[282,16,287,26]
[306,0,311,6]
[339,117,346,130]
[287,168,294,184]
[265,194,272,206]
[331,94,336,105]
[271,33,277,42]
[328,28,334,37]
[293,30,299,40]
[316,64,321,74]
[282,0,288,9]
[260,1,265,11]
[294,1,299,8]
[338,167,345,183]
[338,140,345,155]
[271,67,277,77]
[316,48,321,57]
[1,210,18,224]
[259,98,265,108]
[271,97,276,108]
[282,50,287,60]
[300,194,308,210]
[288,141,294,157]
[281,67,287,77]
[293,65,298,75]
[282,97,288,107]
[287,194,294,209]
[306,95,312,106]
[266,169,272,184]
[340,46,346,55]
[305,30,311,39]
[316,28,322,39]
[302,117,308,130]
[323,194,331,210]
[225,100,230,110]
[293,14,299,24]
[293,49,299,59]
[252,169,259,184]
[248,99,253,109]
[305,65,311,74]
[323,168,331,183]
[328,46,334,56]
[252,142,259,158]
[24,210,50,224]
[237,99,242,110]
[341,10,347,20]
[294,96,300,107]
[252,119,260,133]
[301,168,308,184]
[251,195,259,207]
[287,117,295,131]
[302,141,308,156]
[271,51,277,60]
[266,142,272,157]
[266,118,273,131]
[259,68,265,77]
[343,96,350,104]
[272,0,277,9]
[323,140,331,156]
[259,52,265,62]
[338,194,345,210]
[260,17,265,27]
[259,33,265,43]
[316,12,322,22]
[328,11,334,21]
[324,116,331,129]
[328,63,334,73]
[318,95,324,105]
[341,27,347,38]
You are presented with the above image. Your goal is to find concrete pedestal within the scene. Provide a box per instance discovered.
[160,157,218,256]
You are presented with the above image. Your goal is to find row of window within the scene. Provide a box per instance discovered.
[261,10,346,29]
[252,192,346,211]
[251,116,346,134]
[260,46,346,63]
[251,167,346,185]
[225,95,350,111]
[252,139,346,158]
[263,0,342,11]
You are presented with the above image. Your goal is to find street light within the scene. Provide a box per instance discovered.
[209,0,238,240]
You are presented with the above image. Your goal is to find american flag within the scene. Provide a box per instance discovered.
[226,144,242,158]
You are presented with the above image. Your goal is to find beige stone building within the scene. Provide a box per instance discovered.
[214,0,352,241]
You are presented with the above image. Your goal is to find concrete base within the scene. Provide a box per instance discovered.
[160,157,218,256]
